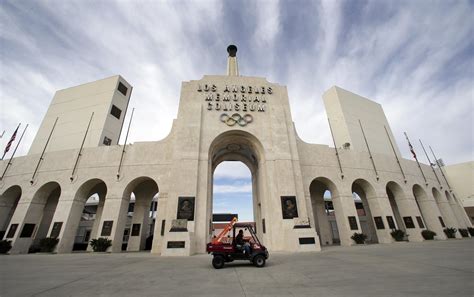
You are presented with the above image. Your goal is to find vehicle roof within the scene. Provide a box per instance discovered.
[234,222,255,227]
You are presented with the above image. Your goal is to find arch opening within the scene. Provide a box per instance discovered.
[386,182,405,231]
[0,185,22,239]
[352,179,378,244]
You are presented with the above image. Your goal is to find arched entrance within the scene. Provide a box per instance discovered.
[309,177,341,246]
[412,184,445,239]
[207,131,265,248]
[386,182,405,231]
[352,179,378,243]
[0,185,21,239]
[432,187,458,229]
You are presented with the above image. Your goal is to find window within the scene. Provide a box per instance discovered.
[110,105,122,119]
[103,136,112,146]
[117,82,128,96]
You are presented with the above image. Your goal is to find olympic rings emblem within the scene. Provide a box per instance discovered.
[220,113,253,127]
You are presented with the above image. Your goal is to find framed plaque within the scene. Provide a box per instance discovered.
[131,224,141,236]
[386,216,396,229]
[101,220,113,236]
[416,216,425,228]
[403,216,415,229]
[50,222,63,238]
[374,216,385,230]
[6,224,18,238]
[348,216,358,230]
[438,216,445,227]
[167,241,185,248]
[281,196,298,219]
[177,197,195,221]
[20,224,35,238]
[299,237,316,245]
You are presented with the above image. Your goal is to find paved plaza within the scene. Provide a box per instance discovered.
[0,239,473,297]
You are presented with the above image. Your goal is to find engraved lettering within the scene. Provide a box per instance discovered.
[224,85,230,92]
[267,87,273,94]
[223,94,230,101]
[205,94,213,101]
[197,84,202,92]
[207,102,212,110]
[235,103,240,111]
[258,104,265,112]
[211,84,217,92]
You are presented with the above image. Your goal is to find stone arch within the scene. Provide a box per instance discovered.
[412,184,445,238]
[0,185,22,239]
[122,177,159,252]
[309,177,341,246]
[351,178,378,243]
[445,190,469,229]
[432,187,458,230]
[386,181,405,231]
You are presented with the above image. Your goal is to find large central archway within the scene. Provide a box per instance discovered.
[207,130,265,247]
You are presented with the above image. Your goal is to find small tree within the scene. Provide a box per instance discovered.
[421,230,436,240]
[90,238,112,252]
[0,240,12,254]
[351,232,367,244]
[443,227,457,239]
[39,238,59,253]
[390,229,406,242]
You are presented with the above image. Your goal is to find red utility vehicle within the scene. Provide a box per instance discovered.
[206,219,269,269]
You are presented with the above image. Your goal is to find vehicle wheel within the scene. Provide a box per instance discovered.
[212,256,225,269]
[253,255,266,268]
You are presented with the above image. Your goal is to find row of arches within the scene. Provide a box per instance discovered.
[310,177,470,246]
[0,176,159,254]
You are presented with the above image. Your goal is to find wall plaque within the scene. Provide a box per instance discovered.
[416,216,425,228]
[20,224,35,238]
[167,241,185,248]
[299,237,316,245]
[177,197,195,221]
[6,224,18,238]
[262,218,266,234]
[170,219,188,232]
[101,220,113,236]
[50,222,63,238]
[131,224,141,236]
[438,216,445,227]
[160,220,166,236]
[348,216,358,230]
[386,216,396,229]
[374,216,385,230]
[403,216,415,229]
[281,196,298,219]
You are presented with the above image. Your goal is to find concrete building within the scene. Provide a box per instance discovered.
[0,45,471,256]
[445,161,474,224]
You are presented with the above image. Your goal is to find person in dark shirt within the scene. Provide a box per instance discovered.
[235,230,251,254]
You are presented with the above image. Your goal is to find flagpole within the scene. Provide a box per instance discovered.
[1,123,21,160]
[0,124,28,180]
[31,117,59,184]
[70,112,94,181]
[328,118,344,179]
[117,108,135,180]
[419,139,442,188]
[404,132,427,186]
[384,125,406,183]
[359,119,379,181]
[429,146,451,191]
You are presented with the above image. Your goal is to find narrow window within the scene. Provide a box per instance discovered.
[103,136,112,146]
[118,82,128,96]
[110,105,122,119]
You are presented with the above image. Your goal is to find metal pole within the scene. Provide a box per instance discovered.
[384,125,406,183]
[327,118,344,179]
[1,124,28,180]
[31,117,58,184]
[419,139,442,188]
[404,132,427,185]
[70,112,94,181]
[429,146,451,191]
[117,108,135,180]
[359,120,379,181]
[1,123,21,160]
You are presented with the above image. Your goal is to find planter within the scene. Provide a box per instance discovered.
[468,227,474,236]
[421,230,436,240]
[0,240,12,254]
[458,229,469,238]
[39,238,59,253]
[390,229,406,242]
[351,232,367,244]
[90,238,112,252]
[443,228,457,239]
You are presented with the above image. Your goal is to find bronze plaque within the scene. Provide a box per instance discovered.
[20,224,35,238]
[6,224,18,238]
[416,216,425,228]
[403,216,415,229]
[348,216,358,230]
[131,224,141,236]
[281,196,298,219]
[50,222,63,238]
[177,197,195,221]
[438,216,445,227]
[386,216,396,229]
[101,220,113,236]
[374,216,385,230]
[167,241,185,248]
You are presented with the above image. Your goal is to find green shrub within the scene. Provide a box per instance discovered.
[458,229,469,238]
[351,232,367,244]
[421,230,436,240]
[90,238,112,252]
[39,237,59,253]
[0,240,12,254]
[443,227,457,238]
[468,227,474,236]
[390,229,406,241]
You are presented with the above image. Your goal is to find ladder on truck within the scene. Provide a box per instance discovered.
[211,217,238,244]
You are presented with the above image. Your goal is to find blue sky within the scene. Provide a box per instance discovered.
[1,1,473,220]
